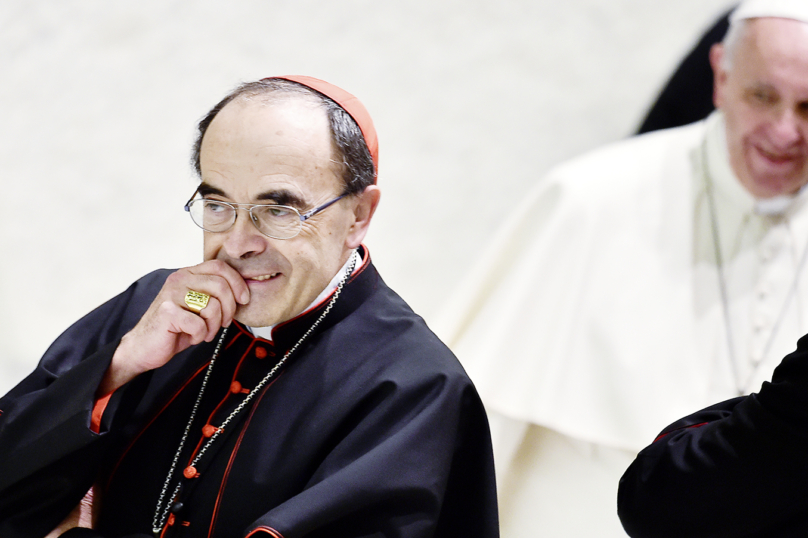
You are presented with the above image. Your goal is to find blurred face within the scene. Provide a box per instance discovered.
[712,18,808,198]
[199,96,361,327]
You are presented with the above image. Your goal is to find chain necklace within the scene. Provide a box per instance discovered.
[151,254,357,536]
[701,140,808,396]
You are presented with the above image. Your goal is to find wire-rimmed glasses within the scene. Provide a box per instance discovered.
[185,192,347,240]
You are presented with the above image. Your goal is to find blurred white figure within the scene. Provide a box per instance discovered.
[438,1,808,535]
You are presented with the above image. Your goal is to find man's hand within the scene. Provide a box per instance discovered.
[99,261,250,394]
[45,487,95,538]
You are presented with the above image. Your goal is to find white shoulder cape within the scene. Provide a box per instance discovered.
[436,120,710,451]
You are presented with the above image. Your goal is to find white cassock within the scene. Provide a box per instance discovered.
[434,111,808,537]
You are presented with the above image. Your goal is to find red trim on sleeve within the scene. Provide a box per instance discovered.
[91,393,113,434]
[654,422,709,442]
[246,527,284,538]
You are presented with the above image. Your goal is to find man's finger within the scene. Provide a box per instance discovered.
[197,296,226,339]
[190,260,250,305]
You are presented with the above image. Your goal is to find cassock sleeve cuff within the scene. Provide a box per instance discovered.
[246,526,285,538]
[90,392,113,434]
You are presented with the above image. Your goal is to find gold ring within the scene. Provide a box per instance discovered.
[184,290,210,314]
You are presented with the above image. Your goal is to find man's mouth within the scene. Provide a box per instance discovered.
[247,273,280,282]
[756,145,802,165]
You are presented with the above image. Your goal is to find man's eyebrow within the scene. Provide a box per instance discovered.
[197,183,228,198]
[256,190,308,208]
[197,183,308,208]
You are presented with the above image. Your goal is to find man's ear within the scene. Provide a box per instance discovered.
[710,43,727,109]
[346,185,381,249]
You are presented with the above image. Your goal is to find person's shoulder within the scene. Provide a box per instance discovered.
[494,120,707,237]
[353,273,469,379]
[130,268,175,289]
[140,268,175,281]
[548,120,706,187]
[71,269,176,332]
[25,268,177,379]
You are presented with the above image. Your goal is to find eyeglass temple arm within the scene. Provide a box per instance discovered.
[300,194,348,221]
[184,187,201,211]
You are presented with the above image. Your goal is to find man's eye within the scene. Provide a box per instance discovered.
[749,89,777,106]
[203,201,233,220]
[205,201,229,213]
[267,206,293,218]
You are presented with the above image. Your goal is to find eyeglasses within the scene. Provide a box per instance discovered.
[184,191,347,240]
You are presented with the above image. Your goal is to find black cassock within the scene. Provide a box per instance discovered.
[0,250,498,538]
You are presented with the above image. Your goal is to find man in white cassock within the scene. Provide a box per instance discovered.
[436,0,808,536]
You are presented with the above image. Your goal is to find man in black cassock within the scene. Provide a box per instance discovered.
[0,76,498,538]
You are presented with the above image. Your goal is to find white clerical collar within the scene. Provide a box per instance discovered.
[755,186,808,216]
[248,249,363,341]
[706,110,808,217]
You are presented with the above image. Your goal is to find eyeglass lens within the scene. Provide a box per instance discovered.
[188,200,302,239]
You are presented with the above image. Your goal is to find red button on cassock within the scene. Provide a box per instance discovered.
[230,381,242,394]
[183,466,198,479]
[202,425,217,438]
[255,347,267,359]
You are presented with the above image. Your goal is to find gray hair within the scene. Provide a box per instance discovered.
[720,17,749,71]
[191,78,376,196]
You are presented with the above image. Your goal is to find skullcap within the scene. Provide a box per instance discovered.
[264,76,378,183]
[731,0,808,24]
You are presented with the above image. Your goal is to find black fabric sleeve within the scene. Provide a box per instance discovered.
[0,342,118,538]
[0,270,170,538]
[248,375,498,537]
[617,334,808,537]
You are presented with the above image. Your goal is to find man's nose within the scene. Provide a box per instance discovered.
[222,209,267,259]
[769,107,804,147]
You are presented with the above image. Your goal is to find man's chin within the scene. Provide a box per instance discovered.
[745,158,808,197]
[234,305,282,329]
[748,176,807,199]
